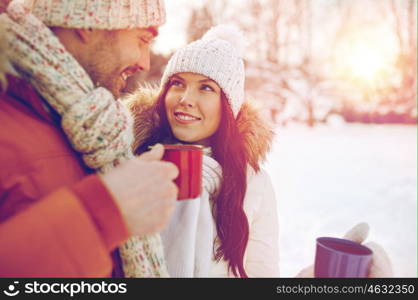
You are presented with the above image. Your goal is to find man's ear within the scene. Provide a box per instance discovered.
[75,28,95,43]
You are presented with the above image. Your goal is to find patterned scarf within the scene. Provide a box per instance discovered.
[0,0,168,277]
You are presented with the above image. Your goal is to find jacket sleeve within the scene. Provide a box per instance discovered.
[0,175,129,277]
[244,169,280,277]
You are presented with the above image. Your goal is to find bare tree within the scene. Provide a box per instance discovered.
[181,0,416,125]
[186,4,215,43]
[377,0,416,122]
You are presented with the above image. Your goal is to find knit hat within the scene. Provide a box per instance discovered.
[161,24,246,118]
[12,0,165,29]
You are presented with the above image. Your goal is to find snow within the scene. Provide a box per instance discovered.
[263,123,417,277]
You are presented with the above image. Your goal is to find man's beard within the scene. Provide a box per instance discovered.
[82,41,122,99]
[84,63,121,99]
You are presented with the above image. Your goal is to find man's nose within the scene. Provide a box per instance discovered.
[138,49,151,72]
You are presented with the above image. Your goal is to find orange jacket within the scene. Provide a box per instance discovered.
[0,76,129,277]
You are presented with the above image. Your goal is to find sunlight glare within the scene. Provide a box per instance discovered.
[335,26,398,85]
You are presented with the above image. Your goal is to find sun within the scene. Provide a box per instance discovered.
[334,25,398,85]
[347,42,386,82]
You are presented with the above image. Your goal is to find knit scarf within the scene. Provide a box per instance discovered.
[0,0,168,277]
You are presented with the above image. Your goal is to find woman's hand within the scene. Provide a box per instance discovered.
[296,222,393,277]
[343,222,393,277]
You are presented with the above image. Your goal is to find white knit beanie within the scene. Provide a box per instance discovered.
[161,24,246,118]
[12,0,165,29]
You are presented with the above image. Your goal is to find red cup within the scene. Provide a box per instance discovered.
[161,144,203,200]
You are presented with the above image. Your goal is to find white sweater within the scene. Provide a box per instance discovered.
[161,156,279,278]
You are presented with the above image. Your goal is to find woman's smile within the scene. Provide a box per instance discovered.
[173,111,202,124]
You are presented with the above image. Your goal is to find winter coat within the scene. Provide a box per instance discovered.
[0,75,129,277]
[126,88,279,277]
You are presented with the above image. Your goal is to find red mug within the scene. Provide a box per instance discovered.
[161,144,203,200]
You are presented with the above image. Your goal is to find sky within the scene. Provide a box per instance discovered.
[153,0,200,54]
[154,0,247,55]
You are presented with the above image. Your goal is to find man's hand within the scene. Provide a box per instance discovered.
[99,144,179,236]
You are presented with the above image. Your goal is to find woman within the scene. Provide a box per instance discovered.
[126,25,393,278]
[126,25,279,277]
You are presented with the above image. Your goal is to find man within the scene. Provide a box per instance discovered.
[0,0,178,277]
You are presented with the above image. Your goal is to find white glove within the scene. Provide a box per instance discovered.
[296,222,393,277]
[343,222,393,277]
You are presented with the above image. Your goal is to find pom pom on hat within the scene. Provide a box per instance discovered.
[202,24,246,57]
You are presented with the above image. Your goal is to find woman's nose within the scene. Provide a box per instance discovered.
[179,100,193,108]
[179,90,196,108]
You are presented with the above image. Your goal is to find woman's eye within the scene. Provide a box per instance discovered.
[201,84,214,92]
[170,80,184,87]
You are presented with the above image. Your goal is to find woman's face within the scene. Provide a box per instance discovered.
[165,72,222,145]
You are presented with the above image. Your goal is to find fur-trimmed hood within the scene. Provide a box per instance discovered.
[124,87,275,171]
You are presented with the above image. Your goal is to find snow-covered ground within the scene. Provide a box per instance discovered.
[263,123,417,277]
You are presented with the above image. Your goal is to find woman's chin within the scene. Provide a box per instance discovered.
[173,133,207,145]
[174,135,197,144]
